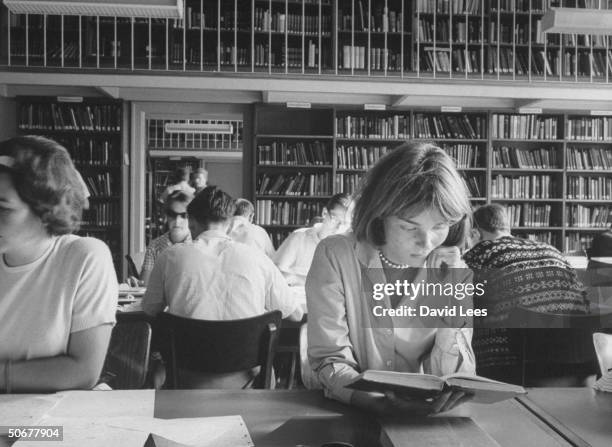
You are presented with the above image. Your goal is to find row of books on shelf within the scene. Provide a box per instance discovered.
[339,4,402,33]
[567,176,612,200]
[489,21,544,46]
[419,47,481,73]
[566,205,612,228]
[441,143,482,168]
[18,103,121,132]
[255,200,323,226]
[257,141,331,165]
[336,115,410,139]
[565,233,594,253]
[464,175,484,197]
[339,46,401,71]
[413,113,486,139]
[491,174,555,199]
[416,0,483,14]
[491,146,558,169]
[83,173,117,197]
[81,203,120,227]
[61,138,119,167]
[567,147,612,170]
[256,172,332,196]
[566,117,612,141]
[491,114,559,140]
[255,9,331,34]
[506,203,552,227]
[336,145,391,170]
[522,232,559,247]
[335,173,363,195]
[418,19,482,44]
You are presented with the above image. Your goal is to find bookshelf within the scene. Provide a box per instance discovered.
[254,105,612,253]
[4,0,612,82]
[16,97,125,278]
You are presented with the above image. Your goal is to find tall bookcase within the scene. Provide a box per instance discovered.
[253,106,334,248]
[4,0,612,82]
[253,104,612,253]
[16,97,126,278]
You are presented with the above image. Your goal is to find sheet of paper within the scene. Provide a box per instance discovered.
[14,417,148,447]
[0,394,64,433]
[47,390,155,418]
[15,415,253,447]
[110,415,254,447]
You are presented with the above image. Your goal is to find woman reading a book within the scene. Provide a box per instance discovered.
[306,142,476,414]
[0,136,117,393]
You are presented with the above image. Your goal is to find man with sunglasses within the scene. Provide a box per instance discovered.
[140,190,193,285]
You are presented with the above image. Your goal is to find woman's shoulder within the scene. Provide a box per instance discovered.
[319,232,357,250]
[54,234,112,260]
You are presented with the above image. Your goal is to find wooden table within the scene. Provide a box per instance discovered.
[1,390,573,447]
[518,388,612,447]
[154,389,571,447]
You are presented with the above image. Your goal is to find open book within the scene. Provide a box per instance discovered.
[348,370,526,404]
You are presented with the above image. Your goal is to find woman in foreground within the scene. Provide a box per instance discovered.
[0,136,117,393]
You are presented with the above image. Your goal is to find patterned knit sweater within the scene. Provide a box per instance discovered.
[463,235,588,381]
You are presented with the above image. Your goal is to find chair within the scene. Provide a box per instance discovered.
[593,332,612,376]
[159,311,281,389]
[508,306,612,386]
[100,321,152,389]
[126,250,146,279]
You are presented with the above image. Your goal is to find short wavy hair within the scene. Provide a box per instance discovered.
[187,185,235,226]
[352,142,472,247]
[473,204,510,234]
[0,136,87,235]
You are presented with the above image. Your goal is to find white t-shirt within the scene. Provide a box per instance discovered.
[0,235,118,361]
[228,216,275,258]
[274,226,322,286]
[142,230,302,320]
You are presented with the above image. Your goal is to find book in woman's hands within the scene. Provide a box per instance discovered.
[347,370,526,404]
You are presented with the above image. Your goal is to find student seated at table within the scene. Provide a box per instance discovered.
[228,198,275,258]
[142,186,304,388]
[190,167,208,195]
[464,204,589,385]
[0,136,117,393]
[137,190,193,286]
[306,143,475,415]
[275,193,352,288]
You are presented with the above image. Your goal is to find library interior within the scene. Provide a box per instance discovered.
[2,1,612,446]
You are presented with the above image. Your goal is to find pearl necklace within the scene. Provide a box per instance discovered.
[378,250,411,269]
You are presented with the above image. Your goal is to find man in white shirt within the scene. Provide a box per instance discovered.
[143,186,303,322]
[228,198,275,258]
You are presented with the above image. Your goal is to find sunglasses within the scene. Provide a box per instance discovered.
[166,210,188,219]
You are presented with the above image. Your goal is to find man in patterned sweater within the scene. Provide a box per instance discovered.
[464,204,589,385]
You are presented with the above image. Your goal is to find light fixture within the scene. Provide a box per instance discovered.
[542,7,612,35]
[3,0,184,19]
[164,122,234,135]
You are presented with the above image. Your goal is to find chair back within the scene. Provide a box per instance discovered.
[508,306,612,386]
[594,332,612,376]
[101,321,152,389]
[160,311,281,389]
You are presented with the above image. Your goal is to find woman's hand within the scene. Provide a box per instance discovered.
[351,389,472,416]
[427,246,466,269]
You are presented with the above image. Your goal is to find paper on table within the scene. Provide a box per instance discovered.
[48,390,155,418]
[15,415,254,447]
[110,415,255,447]
[15,417,149,447]
[0,394,64,433]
